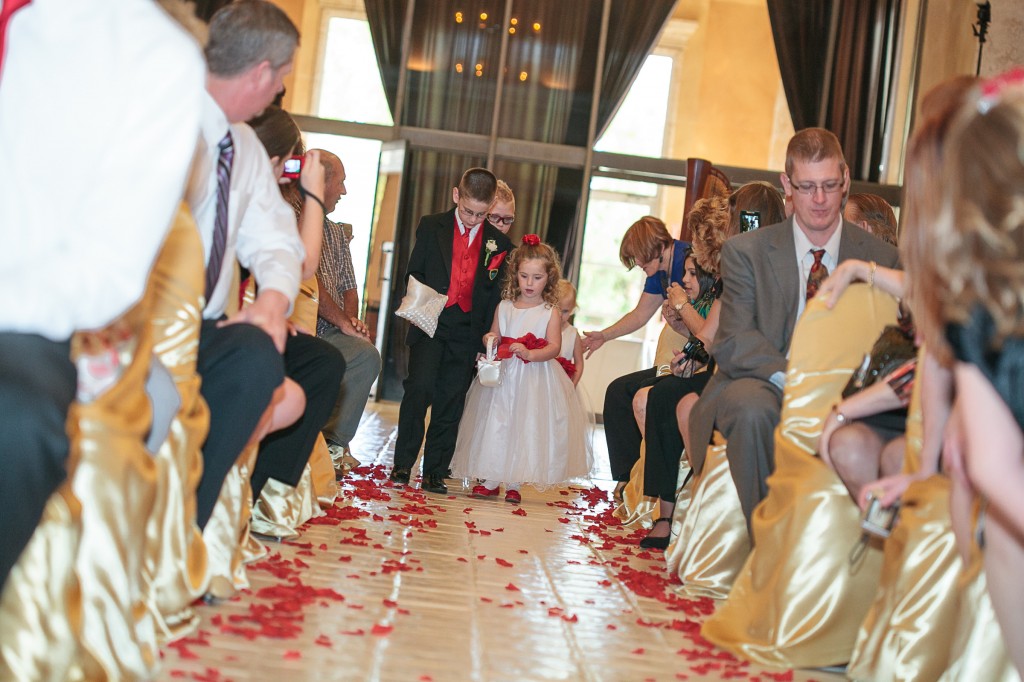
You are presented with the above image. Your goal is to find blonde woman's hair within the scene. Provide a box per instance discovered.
[900,76,979,363]
[501,238,563,306]
[619,216,673,269]
[932,79,1024,351]
[687,196,730,276]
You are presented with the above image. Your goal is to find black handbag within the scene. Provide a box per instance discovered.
[842,317,917,399]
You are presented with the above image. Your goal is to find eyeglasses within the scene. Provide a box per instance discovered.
[788,176,845,195]
[457,203,488,220]
[487,214,515,226]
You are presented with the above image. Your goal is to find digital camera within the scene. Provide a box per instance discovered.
[681,335,710,365]
[861,493,901,538]
[282,154,303,179]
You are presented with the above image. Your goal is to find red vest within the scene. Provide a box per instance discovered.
[446,222,480,312]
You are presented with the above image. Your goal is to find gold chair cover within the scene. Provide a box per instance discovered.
[202,442,261,600]
[847,346,963,681]
[702,283,899,668]
[0,485,84,680]
[142,204,211,642]
[70,292,161,679]
[666,434,750,599]
[309,437,341,508]
[939,541,1020,682]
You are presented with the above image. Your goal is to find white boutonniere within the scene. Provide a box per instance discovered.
[484,239,498,261]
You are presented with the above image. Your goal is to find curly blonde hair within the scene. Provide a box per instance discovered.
[687,196,730,276]
[901,76,979,363]
[925,80,1024,353]
[501,238,563,306]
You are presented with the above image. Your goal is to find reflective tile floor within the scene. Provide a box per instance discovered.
[159,402,841,682]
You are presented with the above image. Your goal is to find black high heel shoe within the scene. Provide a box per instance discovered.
[639,518,672,551]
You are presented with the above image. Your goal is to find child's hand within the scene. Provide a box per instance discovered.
[483,332,500,348]
[509,342,529,361]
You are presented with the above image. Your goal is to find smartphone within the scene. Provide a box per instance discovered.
[282,154,303,179]
[740,210,760,233]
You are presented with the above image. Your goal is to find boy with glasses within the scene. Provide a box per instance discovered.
[389,168,514,494]
[487,179,516,234]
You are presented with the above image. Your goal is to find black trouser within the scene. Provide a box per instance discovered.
[0,333,76,591]
[196,320,284,528]
[196,322,344,525]
[602,367,657,482]
[642,371,712,501]
[393,308,477,477]
[250,333,344,498]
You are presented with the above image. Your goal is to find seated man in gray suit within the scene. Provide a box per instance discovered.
[688,127,900,536]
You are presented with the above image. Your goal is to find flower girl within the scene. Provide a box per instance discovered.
[450,236,593,503]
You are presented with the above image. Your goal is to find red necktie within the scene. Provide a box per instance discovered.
[0,0,31,80]
[806,249,828,301]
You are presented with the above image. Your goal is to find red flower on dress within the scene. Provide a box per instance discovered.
[521,234,541,246]
[496,333,548,361]
[555,356,576,377]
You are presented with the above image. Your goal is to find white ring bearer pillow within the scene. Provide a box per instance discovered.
[395,275,448,338]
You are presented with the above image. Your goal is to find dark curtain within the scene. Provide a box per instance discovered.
[364,0,407,117]
[768,0,902,182]
[766,0,833,132]
[825,0,902,181]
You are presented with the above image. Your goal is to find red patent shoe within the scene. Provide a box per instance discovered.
[471,484,500,498]
[504,489,521,504]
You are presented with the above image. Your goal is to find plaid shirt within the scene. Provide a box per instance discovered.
[316,218,357,337]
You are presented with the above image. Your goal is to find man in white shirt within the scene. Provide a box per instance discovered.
[0,0,205,589]
[687,128,900,536]
[189,0,343,526]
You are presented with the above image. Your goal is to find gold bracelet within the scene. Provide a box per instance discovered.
[868,261,877,288]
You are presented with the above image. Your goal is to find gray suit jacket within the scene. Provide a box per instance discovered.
[689,217,901,472]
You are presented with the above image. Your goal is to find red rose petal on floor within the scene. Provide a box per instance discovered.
[505,583,520,591]
[341,628,365,635]
[561,614,578,623]
[495,558,513,567]
[511,508,527,516]
[383,599,398,608]
[457,557,468,563]
[315,635,332,647]
[283,650,301,659]
[371,623,394,636]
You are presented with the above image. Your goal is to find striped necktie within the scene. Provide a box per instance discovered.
[805,248,828,301]
[205,132,234,301]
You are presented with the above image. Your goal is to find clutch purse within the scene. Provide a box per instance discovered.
[395,275,448,338]
[477,336,502,387]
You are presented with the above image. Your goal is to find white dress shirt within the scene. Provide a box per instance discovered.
[793,217,842,319]
[0,0,205,340]
[186,93,304,320]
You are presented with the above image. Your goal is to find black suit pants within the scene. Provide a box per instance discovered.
[603,367,657,482]
[0,333,76,592]
[393,327,477,477]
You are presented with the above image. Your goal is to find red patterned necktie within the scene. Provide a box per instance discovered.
[205,132,234,300]
[0,0,32,79]
[806,249,828,301]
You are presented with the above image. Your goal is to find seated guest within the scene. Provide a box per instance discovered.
[687,128,899,535]
[187,0,344,526]
[314,149,383,472]
[844,193,898,246]
[908,70,1024,674]
[640,182,786,550]
[581,216,690,502]
[0,0,205,589]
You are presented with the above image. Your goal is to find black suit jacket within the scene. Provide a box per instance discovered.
[403,209,514,348]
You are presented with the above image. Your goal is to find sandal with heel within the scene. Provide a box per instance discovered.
[638,517,673,551]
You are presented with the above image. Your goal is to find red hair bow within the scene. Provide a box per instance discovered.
[521,234,541,246]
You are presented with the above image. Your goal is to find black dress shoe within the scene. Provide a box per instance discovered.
[638,518,672,551]
[421,473,448,495]
[389,466,411,484]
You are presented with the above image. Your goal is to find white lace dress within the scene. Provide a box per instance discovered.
[451,301,593,486]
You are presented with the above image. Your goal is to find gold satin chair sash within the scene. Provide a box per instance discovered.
[143,204,211,642]
[702,283,899,668]
[848,345,964,681]
[666,434,750,599]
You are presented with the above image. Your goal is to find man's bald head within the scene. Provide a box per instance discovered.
[316,149,347,214]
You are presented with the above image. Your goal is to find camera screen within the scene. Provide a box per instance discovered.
[740,211,760,233]
[283,158,302,173]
